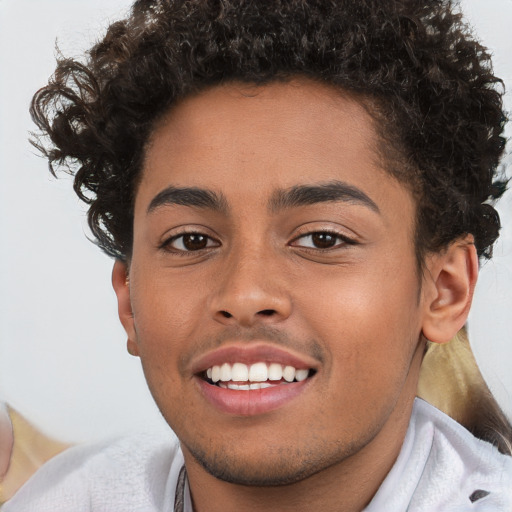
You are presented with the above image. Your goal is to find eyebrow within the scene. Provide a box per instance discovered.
[269,180,380,213]
[147,186,229,214]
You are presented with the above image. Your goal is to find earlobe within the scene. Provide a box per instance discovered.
[112,260,139,357]
[421,236,478,344]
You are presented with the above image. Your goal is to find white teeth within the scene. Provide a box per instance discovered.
[249,362,268,382]
[211,365,221,383]
[283,365,296,382]
[295,369,309,382]
[231,362,249,381]
[268,363,283,381]
[227,383,250,390]
[224,382,276,390]
[206,362,312,386]
[220,363,231,382]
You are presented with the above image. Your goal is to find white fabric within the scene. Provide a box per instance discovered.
[4,399,512,511]
[364,399,512,511]
[2,431,187,512]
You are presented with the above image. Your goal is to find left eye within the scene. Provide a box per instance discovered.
[165,233,219,252]
[292,232,351,249]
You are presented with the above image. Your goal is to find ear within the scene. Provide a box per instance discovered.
[421,236,478,345]
[112,260,139,357]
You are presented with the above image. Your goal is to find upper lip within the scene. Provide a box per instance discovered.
[191,342,320,375]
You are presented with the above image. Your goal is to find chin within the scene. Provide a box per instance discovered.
[199,458,320,487]
[184,440,357,487]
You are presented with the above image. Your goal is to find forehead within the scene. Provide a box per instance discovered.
[137,79,411,218]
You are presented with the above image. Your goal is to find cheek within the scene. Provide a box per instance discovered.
[129,268,210,373]
[298,255,420,332]
[296,258,421,393]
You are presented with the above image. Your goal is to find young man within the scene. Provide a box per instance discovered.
[4,1,512,510]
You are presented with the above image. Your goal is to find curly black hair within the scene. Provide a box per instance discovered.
[30,0,508,263]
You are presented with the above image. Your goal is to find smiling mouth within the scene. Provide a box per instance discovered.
[201,362,316,390]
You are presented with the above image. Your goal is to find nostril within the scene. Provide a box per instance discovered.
[220,311,232,318]
[258,309,276,316]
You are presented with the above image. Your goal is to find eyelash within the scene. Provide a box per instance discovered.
[161,229,356,254]
[161,231,220,254]
[290,231,356,250]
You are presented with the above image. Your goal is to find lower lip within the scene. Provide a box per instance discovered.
[197,377,311,416]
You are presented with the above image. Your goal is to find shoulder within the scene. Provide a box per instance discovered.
[411,399,512,511]
[366,399,512,512]
[413,398,512,468]
[3,431,183,512]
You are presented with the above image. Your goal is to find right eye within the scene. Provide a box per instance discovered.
[163,233,220,252]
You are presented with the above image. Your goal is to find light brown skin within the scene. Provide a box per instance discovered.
[112,79,478,512]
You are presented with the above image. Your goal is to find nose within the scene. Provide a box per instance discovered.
[209,248,292,327]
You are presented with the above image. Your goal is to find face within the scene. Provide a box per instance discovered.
[122,80,430,485]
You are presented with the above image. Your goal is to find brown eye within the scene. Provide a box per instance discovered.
[182,234,208,250]
[166,233,218,252]
[292,231,354,250]
[310,233,337,249]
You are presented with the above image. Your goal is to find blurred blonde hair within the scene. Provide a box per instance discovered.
[418,326,512,455]
[0,407,71,504]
